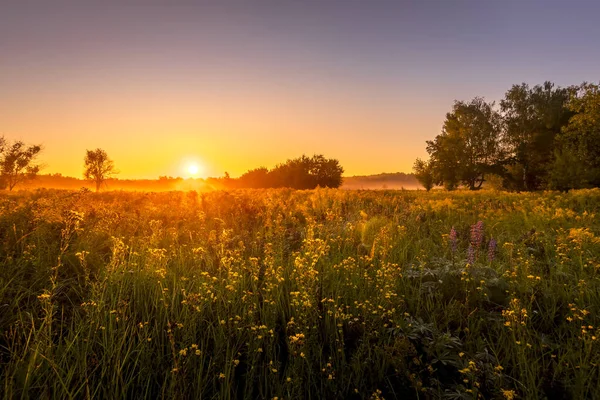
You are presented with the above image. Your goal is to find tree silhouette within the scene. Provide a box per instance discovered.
[0,138,42,191]
[231,155,344,189]
[84,148,116,192]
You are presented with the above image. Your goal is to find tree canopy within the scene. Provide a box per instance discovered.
[424,98,503,190]
[416,80,600,192]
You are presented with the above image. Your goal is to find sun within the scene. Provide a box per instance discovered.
[187,164,200,176]
[181,157,206,178]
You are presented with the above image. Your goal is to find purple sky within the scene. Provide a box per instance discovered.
[1,0,599,178]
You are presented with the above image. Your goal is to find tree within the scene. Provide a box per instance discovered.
[500,82,572,191]
[426,98,503,190]
[0,138,42,191]
[308,154,344,188]
[547,144,588,191]
[233,155,344,189]
[238,167,271,188]
[426,133,461,190]
[558,82,600,187]
[84,148,116,192]
[413,158,434,191]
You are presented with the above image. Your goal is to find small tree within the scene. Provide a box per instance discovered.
[84,148,116,192]
[413,158,434,191]
[0,138,42,191]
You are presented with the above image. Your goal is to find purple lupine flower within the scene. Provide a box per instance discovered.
[487,238,497,262]
[449,227,458,253]
[470,221,485,249]
[467,244,476,265]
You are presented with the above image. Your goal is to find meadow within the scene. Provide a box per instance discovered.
[0,188,599,399]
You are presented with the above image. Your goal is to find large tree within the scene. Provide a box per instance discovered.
[556,82,600,187]
[84,148,116,192]
[500,82,572,191]
[426,97,503,190]
[0,138,42,191]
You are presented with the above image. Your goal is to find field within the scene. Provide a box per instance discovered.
[1,188,599,399]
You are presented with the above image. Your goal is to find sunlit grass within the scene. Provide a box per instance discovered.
[1,188,599,399]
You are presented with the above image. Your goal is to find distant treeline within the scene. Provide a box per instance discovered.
[225,154,344,189]
[414,81,600,191]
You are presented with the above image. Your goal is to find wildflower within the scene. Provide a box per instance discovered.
[179,348,187,356]
[470,221,485,248]
[467,245,476,265]
[449,227,458,253]
[488,238,497,262]
[502,389,516,400]
[219,373,226,379]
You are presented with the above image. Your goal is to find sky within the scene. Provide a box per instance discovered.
[1,0,599,179]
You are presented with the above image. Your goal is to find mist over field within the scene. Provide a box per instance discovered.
[21,172,423,192]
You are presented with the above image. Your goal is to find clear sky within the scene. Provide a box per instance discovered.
[1,0,599,179]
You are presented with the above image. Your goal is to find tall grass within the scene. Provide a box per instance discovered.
[1,188,599,399]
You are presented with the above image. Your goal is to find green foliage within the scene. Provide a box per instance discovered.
[413,158,434,191]
[547,145,589,191]
[1,188,599,399]
[425,98,503,190]
[499,81,572,191]
[417,81,600,192]
[559,82,600,187]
